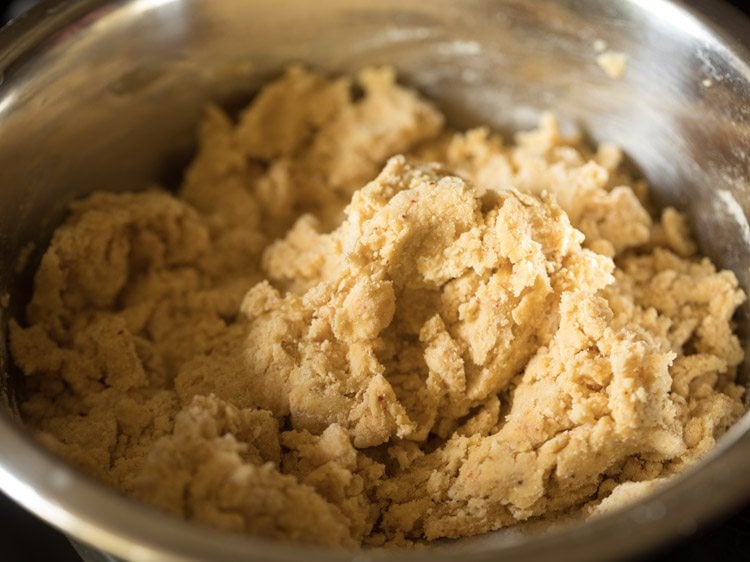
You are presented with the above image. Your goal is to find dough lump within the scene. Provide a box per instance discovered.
[10,66,745,547]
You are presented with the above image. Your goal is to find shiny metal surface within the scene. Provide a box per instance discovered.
[1,1,750,561]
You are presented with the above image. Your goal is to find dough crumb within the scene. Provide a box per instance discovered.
[14,241,35,274]
[593,39,608,53]
[589,479,669,517]
[11,66,745,548]
[597,51,628,78]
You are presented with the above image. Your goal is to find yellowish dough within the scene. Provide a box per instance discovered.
[10,66,745,547]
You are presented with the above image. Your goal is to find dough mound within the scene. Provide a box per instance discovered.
[11,66,745,548]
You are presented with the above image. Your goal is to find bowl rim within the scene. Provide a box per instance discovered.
[2,1,750,561]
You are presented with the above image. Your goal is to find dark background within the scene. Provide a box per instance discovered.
[2,0,750,561]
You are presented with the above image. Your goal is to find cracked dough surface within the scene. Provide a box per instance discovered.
[11,66,746,548]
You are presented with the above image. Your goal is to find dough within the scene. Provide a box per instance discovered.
[10,66,745,547]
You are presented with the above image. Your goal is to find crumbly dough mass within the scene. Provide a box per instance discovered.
[11,66,746,547]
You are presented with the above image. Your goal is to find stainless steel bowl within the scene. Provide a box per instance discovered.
[2,1,750,561]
